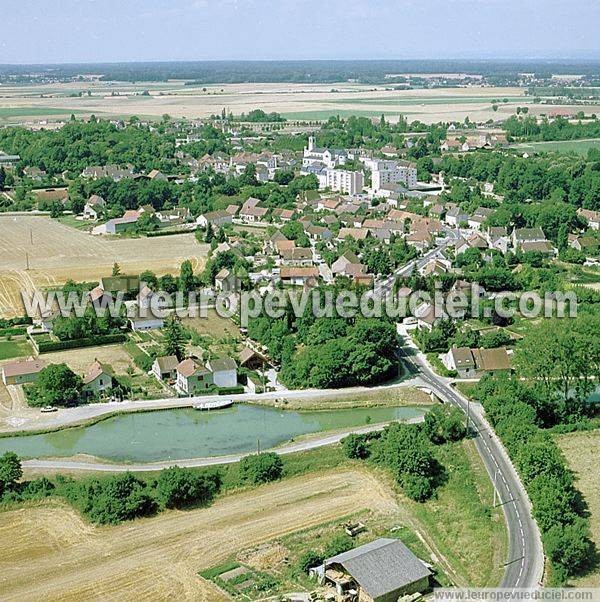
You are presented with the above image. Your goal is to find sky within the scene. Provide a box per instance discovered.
[1,0,599,64]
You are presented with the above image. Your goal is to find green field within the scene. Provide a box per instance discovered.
[0,339,33,360]
[512,138,600,156]
[0,107,89,119]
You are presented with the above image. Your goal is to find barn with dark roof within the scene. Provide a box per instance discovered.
[322,538,431,601]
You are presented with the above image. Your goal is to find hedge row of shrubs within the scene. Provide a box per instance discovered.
[33,333,127,353]
[471,375,595,584]
[0,451,285,525]
[146,228,197,238]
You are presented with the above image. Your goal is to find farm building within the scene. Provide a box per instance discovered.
[320,538,431,602]
[1,358,45,386]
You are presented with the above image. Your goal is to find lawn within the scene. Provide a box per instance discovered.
[56,215,93,231]
[407,439,508,587]
[0,338,33,361]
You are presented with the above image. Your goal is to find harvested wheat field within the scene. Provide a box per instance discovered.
[0,469,396,601]
[0,216,208,317]
[556,429,600,587]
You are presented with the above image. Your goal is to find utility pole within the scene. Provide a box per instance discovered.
[493,467,499,507]
[257,438,261,454]
[466,397,471,432]
[25,252,29,271]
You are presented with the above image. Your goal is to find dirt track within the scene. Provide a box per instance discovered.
[0,469,397,601]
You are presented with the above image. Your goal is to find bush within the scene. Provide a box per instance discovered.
[297,550,324,573]
[0,452,22,496]
[68,473,158,524]
[543,518,594,579]
[239,452,284,484]
[26,363,83,407]
[323,533,354,558]
[341,433,371,459]
[423,405,467,444]
[155,467,221,509]
[402,473,435,502]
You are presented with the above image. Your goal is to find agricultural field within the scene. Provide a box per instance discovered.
[512,138,600,156]
[555,429,600,587]
[0,439,506,600]
[0,80,594,125]
[0,216,209,317]
[0,470,395,601]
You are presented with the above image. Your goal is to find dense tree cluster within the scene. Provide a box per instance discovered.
[0,118,176,176]
[472,375,595,584]
[248,303,400,389]
[26,364,84,407]
[503,115,600,142]
[440,151,600,210]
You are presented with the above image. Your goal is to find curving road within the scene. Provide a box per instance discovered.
[397,334,544,589]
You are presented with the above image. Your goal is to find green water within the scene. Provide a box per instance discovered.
[0,404,425,462]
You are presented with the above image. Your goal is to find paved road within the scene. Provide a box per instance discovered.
[397,333,544,590]
[373,227,461,297]
[2,377,423,434]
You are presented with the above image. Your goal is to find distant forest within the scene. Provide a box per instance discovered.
[1,59,600,84]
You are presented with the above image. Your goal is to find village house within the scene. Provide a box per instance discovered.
[83,194,106,220]
[81,165,133,181]
[215,268,240,292]
[239,204,268,223]
[280,246,313,267]
[176,358,213,395]
[23,166,46,180]
[317,538,431,602]
[238,347,268,371]
[577,208,600,230]
[82,360,114,395]
[445,206,469,227]
[442,346,512,378]
[467,207,495,231]
[196,210,232,229]
[485,227,510,254]
[280,266,320,286]
[337,227,369,242]
[569,234,599,254]
[206,357,238,388]
[1,358,45,386]
[152,355,179,382]
[512,227,555,254]
[271,208,295,222]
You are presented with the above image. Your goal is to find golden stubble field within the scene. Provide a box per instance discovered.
[556,429,600,587]
[0,469,397,601]
[0,80,569,124]
[0,216,208,317]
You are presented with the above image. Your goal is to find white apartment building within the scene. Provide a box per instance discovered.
[364,159,418,192]
[319,168,364,195]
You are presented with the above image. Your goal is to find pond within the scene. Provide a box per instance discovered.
[0,404,426,462]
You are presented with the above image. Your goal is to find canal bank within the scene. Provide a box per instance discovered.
[0,404,427,463]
